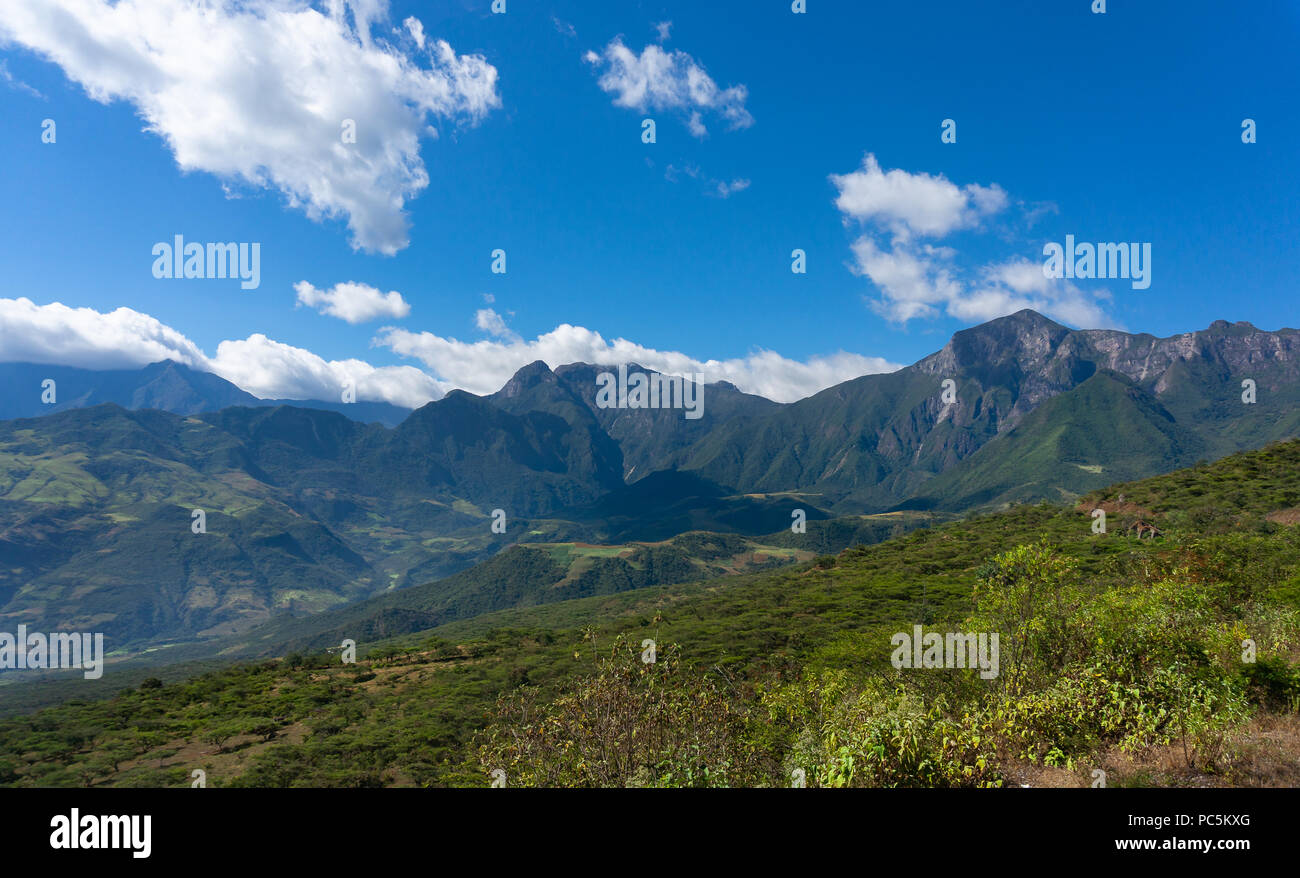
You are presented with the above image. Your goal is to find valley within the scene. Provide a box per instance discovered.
[0,310,1298,788]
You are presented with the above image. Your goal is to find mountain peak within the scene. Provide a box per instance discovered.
[927,309,1071,376]
[1207,319,1259,332]
[139,359,203,378]
[994,309,1067,331]
[495,360,557,400]
[949,310,1069,348]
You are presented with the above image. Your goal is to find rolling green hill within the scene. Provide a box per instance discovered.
[2,311,1297,649]
[207,531,818,657]
[2,439,1297,787]
[0,400,611,643]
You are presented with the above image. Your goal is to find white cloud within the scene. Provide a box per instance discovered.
[663,163,695,183]
[294,280,411,324]
[849,238,962,323]
[376,322,900,403]
[715,178,750,198]
[0,297,439,408]
[0,1,500,254]
[832,155,1115,329]
[402,16,425,49]
[0,59,43,98]
[665,163,749,198]
[474,307,519,341]
[552,16,576,38]
[653,21,672,42]
[0,297,209,370]
[209,334,438,408]
[846,239,1116,328]
[584,37,751,136]
[831,154,1007,239]
[959,258,1114,327]
[1022,200,1060,229]
[0,297,903,408]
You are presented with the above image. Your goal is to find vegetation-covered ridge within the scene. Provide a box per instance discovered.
[5,310,1300,648]
[2,440,1299,787]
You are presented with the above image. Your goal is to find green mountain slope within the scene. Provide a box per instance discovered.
[0,398,625,643]
[213,531,817,657]
[4,438,1298,786]
[3,311,1298,649]
[668,312,1300,509]
[902,370,1205,511]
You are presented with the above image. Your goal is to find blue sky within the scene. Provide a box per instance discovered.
[0,0,1297,406]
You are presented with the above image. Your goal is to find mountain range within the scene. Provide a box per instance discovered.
[0,360,412,427]
[1,309,1297,648]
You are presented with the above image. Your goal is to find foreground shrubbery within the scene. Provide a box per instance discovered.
[478,541,1300,787]
[477,637,774,787]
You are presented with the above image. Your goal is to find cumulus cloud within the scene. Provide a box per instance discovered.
[376,322,899,403]
[958,258,1112,327]
[0,297,902,407]
[832,155,1115,328]
[584,37,751,136]
[848,238,1113,327]
[849,238,963,323]
[208,334,438,408]
[0,297,209,370]
[0,1,500,254]
[295,280,411,323]
[653,21,672,42]
[402,16,425,49]
[0,297,440,408]
[474,307,519,341]
[831,154,1007,239]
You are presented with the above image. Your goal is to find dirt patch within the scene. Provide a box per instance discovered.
[997,712,1300,788]
[998,759,1085,788]
[1082,714,1300,788]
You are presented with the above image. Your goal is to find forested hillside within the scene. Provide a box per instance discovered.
[2,441,1297,788]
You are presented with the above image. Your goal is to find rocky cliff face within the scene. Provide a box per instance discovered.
[914,311,1298,437]
[623,310,1300,509]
